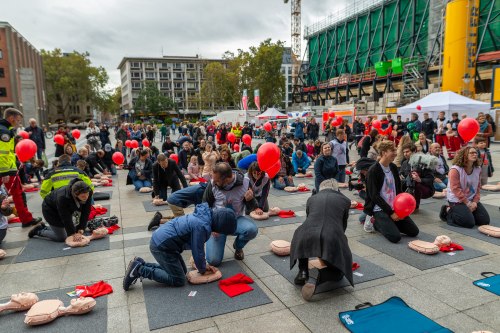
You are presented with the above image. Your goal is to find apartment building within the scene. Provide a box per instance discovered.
[0,21,46,125]
[117,55,227,113]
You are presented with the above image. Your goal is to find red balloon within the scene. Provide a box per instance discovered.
[416,105,422,111]
[393,193,417,218]
[331,119,340,127]
[266,161,281,178]
[19,130,29,139]
[142,138,150,147]
[257,142,281,171]
[112,152,125,165]
[372,120,382,129]
[337,116,343,123]
[169,154,179,164]
[233,144,240,152]
[131,140,139,149]
[263,122,272,132]
[227,132,236,143]
[71,129,81,139]
[328,111,336,118]
[242,134,252,146]
[125,140,132,148]
[15,139,37,162]
[458,118,480,142]
[54,134,65,146]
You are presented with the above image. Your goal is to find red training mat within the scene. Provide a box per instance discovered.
[219,273,254,297]
[106,224,121,234]
[75,280,113,298]
[278,210,296,218]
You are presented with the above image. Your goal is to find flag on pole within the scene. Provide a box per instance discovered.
[242,89,248,111]
[254,89,260,111]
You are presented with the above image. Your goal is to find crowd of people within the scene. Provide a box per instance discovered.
[0,106,497,302]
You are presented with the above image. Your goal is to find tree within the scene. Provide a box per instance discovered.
[199,62,233,110]
[42,49,108,120]
[135,82,175,114]
[94,86,121,117]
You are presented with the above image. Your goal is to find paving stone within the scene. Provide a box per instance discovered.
[464,300,500,329]
[0,266,64,298]
[435,312,496,333]
[218,309,310,333]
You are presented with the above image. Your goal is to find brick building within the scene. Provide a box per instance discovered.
[0,22,46,125]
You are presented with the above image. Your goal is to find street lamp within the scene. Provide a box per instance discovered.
[130,109,135,122]
[462,74,471,97]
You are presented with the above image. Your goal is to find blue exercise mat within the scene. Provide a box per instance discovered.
[473,272,500,296]
[339,296,452,333]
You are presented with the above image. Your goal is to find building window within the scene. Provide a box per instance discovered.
[145,72,156,80]
[159,72,170,79]
[186,63,195,69]
[174,82,183,89]
[173,63,183,70]
[0,49,3,59]
[131,72,142,79]
[0,87,6,97]
[161,62,171,70]
[131,62,141,69]
[174,73,184,80]
[145,62,155,69]
[0,68,4,78]
[132,82,142,89]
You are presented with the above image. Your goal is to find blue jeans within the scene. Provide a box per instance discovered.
[206,216,258,266]
[167,183,206,207]
[335,165,346,183]
[273,176,294,190]
[110,165,117,175]
[133,179,152,191]
[37,147,43,160]
[138,240,187,287]
[434,178,448,191]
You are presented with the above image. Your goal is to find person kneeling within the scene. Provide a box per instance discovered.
[364,141,419,243]
[123,203,237,290]
[290,179,353,301]
[29,179,92,242]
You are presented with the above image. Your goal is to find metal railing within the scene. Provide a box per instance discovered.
[304,0,385,38]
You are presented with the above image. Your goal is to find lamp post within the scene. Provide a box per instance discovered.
[130,109,135,123]
[124,110,129,122]
[462,74,471,97]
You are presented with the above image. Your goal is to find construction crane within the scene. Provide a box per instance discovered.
[283,0,301,59]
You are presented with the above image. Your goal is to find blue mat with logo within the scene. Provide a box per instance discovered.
[473,272,500,296]
[339,296,452,333]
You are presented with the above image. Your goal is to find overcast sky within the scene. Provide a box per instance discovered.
[3,0,347,87]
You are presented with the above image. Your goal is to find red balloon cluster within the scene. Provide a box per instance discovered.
[263,122,272,132]
[16,139,37,162]
[169,154,179,164]
[242,134,252,146]
[54,134,65,146]
[142,139,150,147]
[125,140,132,148]
[372,120,382,129]
[458,118,480,142]
[393,193,417,218]
[328,110,336,118]
[71,129,81,140]
[227,132,236,143]
[130,140,139,149]
[330,116,343,127]
[256,143,281,178]
[112,152,125,165]
[19,131,29,139]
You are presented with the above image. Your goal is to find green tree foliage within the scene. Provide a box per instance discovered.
[200,39,285,110]
[41,49,108,120]
[94,86,121,115]
[135,82,175,114]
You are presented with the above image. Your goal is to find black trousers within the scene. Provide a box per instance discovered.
[298,258,343,284]
[447,202,490,228]
[373,211,419,243]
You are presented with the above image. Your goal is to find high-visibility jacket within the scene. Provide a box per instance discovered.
[231,126,243,138]
[0,119,17,177]
[40,163,94,199]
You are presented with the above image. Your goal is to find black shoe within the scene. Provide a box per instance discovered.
[294,270,309,285]
[123,257,145,291]
[28,222,46,238]
[233,242,244,260]
[148,212,162,231]
[439,205,448,222]
[22,217,42,228]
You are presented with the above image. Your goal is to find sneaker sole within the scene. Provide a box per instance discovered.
[123,258,139,291]
[301,283,316,301]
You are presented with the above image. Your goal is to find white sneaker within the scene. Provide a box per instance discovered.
[363,215,375,233]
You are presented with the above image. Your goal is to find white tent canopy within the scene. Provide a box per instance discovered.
[255,107,288,120]
[397,91,490,119]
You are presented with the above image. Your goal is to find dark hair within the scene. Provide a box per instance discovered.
[58,154,71,164]
[452,146,481,168]
[401,142,416,153]
[474,136,486,144]
[139,149,149,157]
[214,162,233,179]
[247,161,262,178]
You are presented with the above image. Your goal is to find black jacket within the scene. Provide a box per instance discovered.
[24,125,46,149]
[178,148,194,171]
[290,189,353,286]
[306,122,319,138]
[314,155,339,191]
[86,152,106,177]
[364,162,401,216]
[400,158,436,197]
[152,159,188,195]
[241,126,253,138]
[421,119,436,139]
[42,178,92,235]
[127,156,153,184]
[161,141,177,155]
[360,135,375,158]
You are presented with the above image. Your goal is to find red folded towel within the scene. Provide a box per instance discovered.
[352,262,360,271]
[75,280,113,298]
[106,224,121,234]
[355,202,364,210]
[298,187,310,192]
[305,174,313,178]
[439,243,464,252]
[88,206,108,220]
[346,170,352,175]
[8,217,21,224]
[219,273,254,297]
[102,182,113,187]
[278,210,296,218]
[24,187,40,192]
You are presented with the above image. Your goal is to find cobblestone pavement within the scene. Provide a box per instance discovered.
[1,135,499,332]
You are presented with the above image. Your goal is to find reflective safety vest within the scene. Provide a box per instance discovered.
[40,166,94,199]
[0,124,17,176]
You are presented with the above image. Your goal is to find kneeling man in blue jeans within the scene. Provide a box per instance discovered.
[123,203,236,290]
